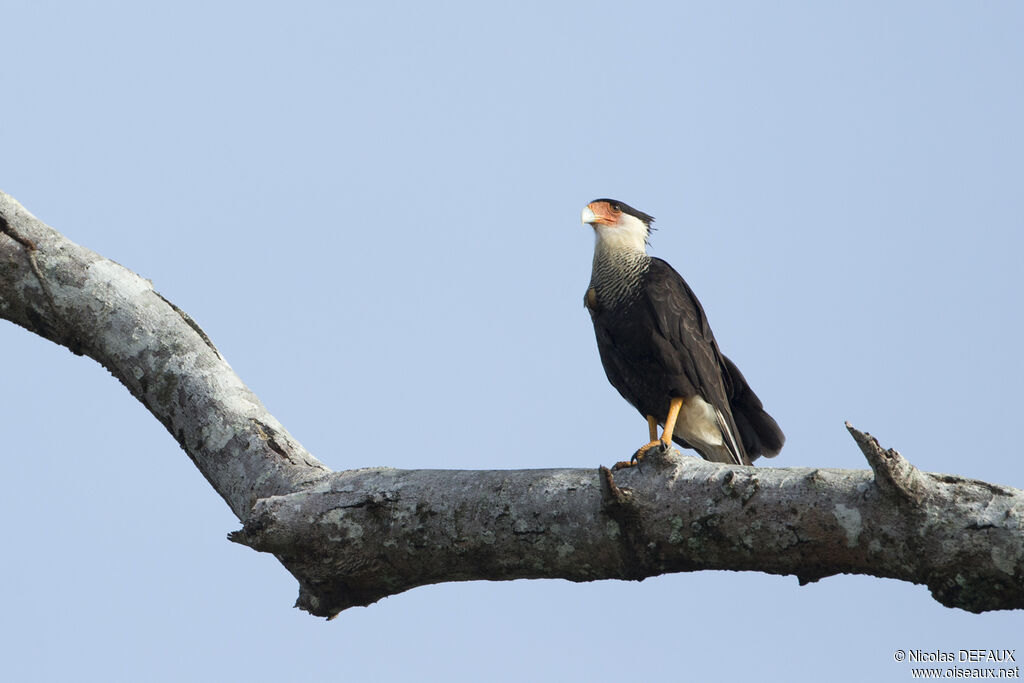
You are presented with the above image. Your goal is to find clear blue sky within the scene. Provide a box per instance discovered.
[2,2,1021,681]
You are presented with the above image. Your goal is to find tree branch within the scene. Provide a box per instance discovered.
[2,190,1022,618]
[0,191,328,519]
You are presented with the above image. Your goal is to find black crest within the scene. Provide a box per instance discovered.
[591,198,655,227]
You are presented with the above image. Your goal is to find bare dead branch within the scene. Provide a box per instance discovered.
[2,190,1022,619]
[0,191,328,518]
[225,444,1024,617]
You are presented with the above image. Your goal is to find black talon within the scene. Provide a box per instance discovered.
[630,450,643,473]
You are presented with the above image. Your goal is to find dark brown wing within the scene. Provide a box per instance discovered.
[641,258,749,464]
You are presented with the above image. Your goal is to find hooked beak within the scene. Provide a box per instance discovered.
[581,201,616,226]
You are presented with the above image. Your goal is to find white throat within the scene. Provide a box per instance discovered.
[589,219,651,303]
[591,216,649,257]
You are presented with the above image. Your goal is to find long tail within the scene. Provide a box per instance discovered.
[721,355,785,462]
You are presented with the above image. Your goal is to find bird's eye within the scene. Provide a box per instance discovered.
[610,203,620,211]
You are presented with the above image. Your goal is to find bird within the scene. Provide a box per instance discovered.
[581,198,784,468]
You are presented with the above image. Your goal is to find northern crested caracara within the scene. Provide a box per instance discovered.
[582,199,784,467]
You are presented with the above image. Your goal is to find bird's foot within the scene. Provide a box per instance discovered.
[611,439,669,471]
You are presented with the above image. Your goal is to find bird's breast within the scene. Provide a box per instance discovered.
[589,251,650,303]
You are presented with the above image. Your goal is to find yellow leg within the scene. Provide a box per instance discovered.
[612,399,686,470]
[661,397,684,445]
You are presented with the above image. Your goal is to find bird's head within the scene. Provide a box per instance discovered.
[581,199,655,254]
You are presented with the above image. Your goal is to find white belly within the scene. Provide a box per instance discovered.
[673,396,724,450]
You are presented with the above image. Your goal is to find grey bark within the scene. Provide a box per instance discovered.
[0,192,328,521]
[2,190,1022,618]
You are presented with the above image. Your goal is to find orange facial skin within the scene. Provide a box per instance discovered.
[585,200,622,226]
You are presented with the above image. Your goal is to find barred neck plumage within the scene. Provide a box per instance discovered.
[590,245,651,306]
